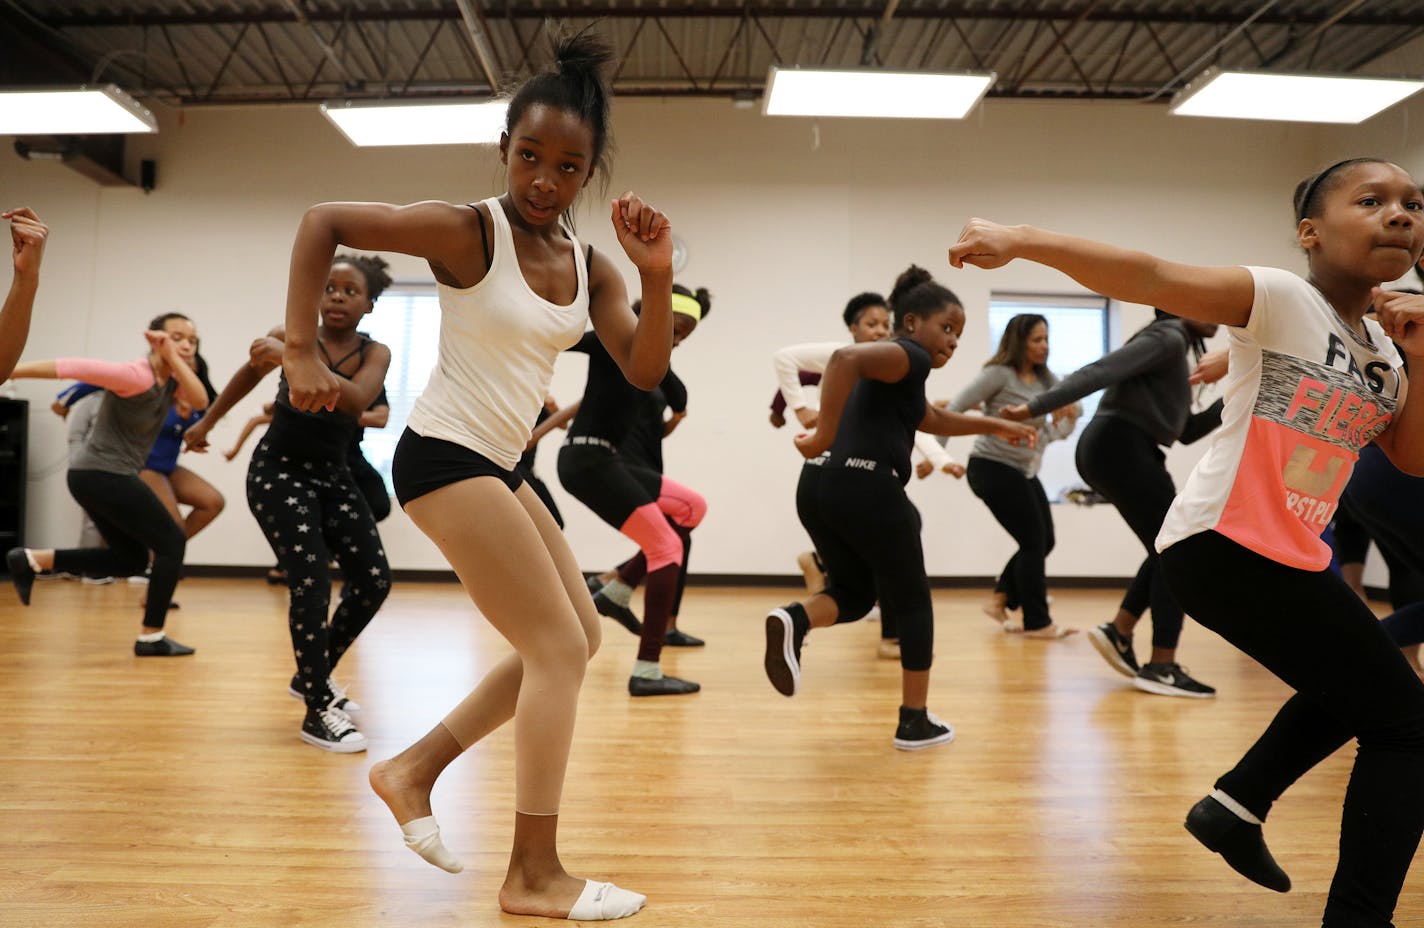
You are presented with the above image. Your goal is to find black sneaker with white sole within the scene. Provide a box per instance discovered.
[1087,622,1139,677]
[893,707,956,751]
[764,604,809,697]
[1134,662,1216,698]
[300,705,367,753]
[134,636,196,656]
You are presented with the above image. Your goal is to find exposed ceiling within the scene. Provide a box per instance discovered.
[3,1,1423,107]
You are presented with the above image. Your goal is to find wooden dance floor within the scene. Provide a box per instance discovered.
[1,578,1418,927]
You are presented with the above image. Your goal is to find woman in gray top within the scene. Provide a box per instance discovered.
[950,313,1079,638]
[6,314,209,655]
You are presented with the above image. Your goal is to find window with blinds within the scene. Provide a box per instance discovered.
[357,283,441,493]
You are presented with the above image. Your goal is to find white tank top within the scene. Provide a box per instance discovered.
[406,197,591,470]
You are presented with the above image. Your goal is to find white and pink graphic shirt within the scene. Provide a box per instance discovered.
[1156,266,1403,571]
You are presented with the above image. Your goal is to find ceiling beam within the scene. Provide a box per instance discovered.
[453,0,504,91]
[41,6,1424,29]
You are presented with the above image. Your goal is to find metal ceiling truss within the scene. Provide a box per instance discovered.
[6,2,1423,107]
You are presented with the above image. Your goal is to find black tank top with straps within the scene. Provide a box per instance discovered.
[268,335,370,461]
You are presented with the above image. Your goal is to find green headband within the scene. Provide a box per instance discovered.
[671,292,702,321]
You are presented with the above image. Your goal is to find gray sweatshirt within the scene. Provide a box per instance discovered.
[949,365,1063,476]
[1027,318,1194,447]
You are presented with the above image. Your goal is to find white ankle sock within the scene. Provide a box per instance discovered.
[136,631,165,643]
[24,549,41,573]
[567,880,646,921]
[400,815,463,873]
[1211,789,1263,825]
[602,579,633,607]
[631,660,662,680]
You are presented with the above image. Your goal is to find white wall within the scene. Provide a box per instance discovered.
[1,89,1419,578]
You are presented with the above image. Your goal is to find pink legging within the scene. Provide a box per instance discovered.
[616,476,706,572]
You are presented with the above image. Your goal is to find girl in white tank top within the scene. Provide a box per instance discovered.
[278,30,674,923]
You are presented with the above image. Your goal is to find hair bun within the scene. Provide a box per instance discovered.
[890,265,934,308]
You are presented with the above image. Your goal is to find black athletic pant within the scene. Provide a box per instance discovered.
[346,450,392,523]
[796,464,933,672]
[54,469,186,630]
[1342,444,1424,610]
[1161,531,1424,928]
[966,456,1055,631]
[1076,415,1185,651]
[248,441,391,710]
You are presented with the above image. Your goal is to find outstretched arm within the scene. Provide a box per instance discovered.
[222,412,273,461]
[0,208,48,381]
[950,219,1255,327]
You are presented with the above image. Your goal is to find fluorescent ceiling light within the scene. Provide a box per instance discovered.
[321,99,508,146]
[763,68,995,119]
[0,85,156,135]
[1170,69,1424,124]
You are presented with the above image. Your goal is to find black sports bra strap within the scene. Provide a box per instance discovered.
[585,244,594,275]
[318,335,370,375]
[473,203,492,271]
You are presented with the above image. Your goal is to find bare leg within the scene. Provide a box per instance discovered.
[902,668,930,710]
[139,470,183,528]
[168,466,225,539]
[370,477,603,917]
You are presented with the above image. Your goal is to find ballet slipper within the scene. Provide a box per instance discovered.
[981,601,1010,626]
[1022,623,1078,640]
[567,880,647,921]
[400,815,463,873]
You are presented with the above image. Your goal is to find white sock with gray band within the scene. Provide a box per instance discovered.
[1211,789,1263,825]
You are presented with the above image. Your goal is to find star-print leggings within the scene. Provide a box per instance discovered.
[247,439,391,710]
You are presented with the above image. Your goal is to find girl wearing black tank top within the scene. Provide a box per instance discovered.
[186,255,393,753]
[280,30,668,922]
[763,267,1036,750]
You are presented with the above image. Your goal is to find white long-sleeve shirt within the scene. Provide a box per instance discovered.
[771,340,956,469]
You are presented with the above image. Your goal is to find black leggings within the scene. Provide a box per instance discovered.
[1076,415,1185,650]
[248,441,391,709]
[966,456,1055,630]
[797,464,933,672]
[54,469,186,630]
[1342,444,1424,610]
[1161,531,1424,928]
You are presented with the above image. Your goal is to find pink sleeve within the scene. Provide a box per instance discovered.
[55,357,158,398]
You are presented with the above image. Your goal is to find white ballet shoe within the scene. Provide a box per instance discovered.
[400,815,463,873]
[567,880,646,920]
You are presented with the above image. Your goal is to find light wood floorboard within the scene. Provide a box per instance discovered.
[0,578,1418,927]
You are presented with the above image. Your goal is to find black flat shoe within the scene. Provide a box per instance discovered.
[1185,795,1291,893]
[585,575,605,595]
[134,636,196,657]
[664,628,705,647]
[627,674,700,696]
[593,591,642,635]
[6,548,35,606]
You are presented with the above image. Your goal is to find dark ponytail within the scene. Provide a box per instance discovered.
[888,265,960,330]
[506,24,615,178]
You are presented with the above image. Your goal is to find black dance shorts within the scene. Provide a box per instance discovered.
[392,428,523,508]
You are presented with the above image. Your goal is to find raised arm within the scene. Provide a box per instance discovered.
[587,193,675,391]
[20,356,155,397]
[1372,290,1424,475]
[793,341,909,459]
[950,220,1255,327]
[0,208,48,381]
[282,200,479,411]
